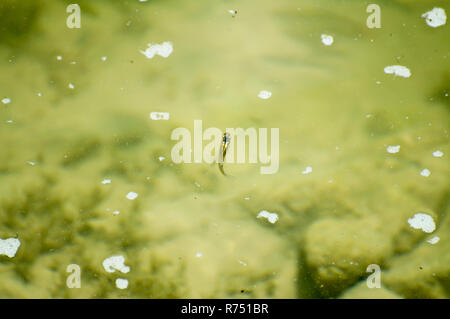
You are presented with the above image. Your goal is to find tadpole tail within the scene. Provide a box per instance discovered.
[218,162,227,176]
[218,146,228,176]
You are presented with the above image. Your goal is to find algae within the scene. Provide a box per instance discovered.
[0,0,449,299]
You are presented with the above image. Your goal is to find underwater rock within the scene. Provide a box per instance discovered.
[383,214,450,298]
[0,0,42,47]
[304,217,392,297]
[339,280,402,299]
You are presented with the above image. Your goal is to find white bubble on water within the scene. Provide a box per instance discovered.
[103,255,130,274]
[257,210,279,224]
[432,150,443,158]
[126,192,138,200]
[420,168,431,177]
[387,145,400,153]
[408,213,436,233]
[227,10,237,18]
[115,278,129,289]
[258,90,272,99]
[427,236,440,245]
[384,65,411,78]
[321,34,334,46]
[140,42,173,59]
[238,259,248,267]
[0,238,21,258]
[422,8,446,28]
[2,98,11,104]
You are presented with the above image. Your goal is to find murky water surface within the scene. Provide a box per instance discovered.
[0,0,448,298]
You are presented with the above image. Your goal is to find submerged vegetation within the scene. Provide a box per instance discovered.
[0,0,449,298]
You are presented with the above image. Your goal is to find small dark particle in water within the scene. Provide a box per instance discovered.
[419,266,423,270]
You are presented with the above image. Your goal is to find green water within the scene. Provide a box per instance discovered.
[0,0,449,298]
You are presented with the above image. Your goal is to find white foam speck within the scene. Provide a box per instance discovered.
[302,166,312,175]
[140,42,173,59]
[2,98,11,104]
[68,83,75,89]
[101,56,107,61]
[432,150,443,158]
[27,161,36,166]
[227,10,237,17]
[195,252,203,258]
[0,238,21,258]
[257,210,279,224]
[258,90,272,99]
[427,236,440,244]
[150,112,170,120]
[387,145,400,154]
[126,192,138,200]
[57,56,62,61]
[113,210,120,215]
[420,168,431,177]
[321,34,334,46]
[384,65,411,78]
[103,255,130,274]
[158,156,165,162]
[238,259,248,266]
[422,8,446,28]
[408,213,436,233]
[101,179,111,184]
[115,278,129,289]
